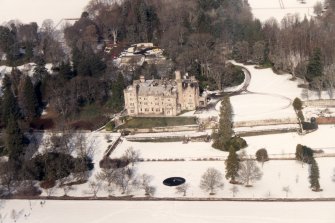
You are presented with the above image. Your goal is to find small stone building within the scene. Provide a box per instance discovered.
[124,71,207,116]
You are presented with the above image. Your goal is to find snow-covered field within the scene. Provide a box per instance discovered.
[26,127,335,200]
[110,125,335,161]
[1,200,334,223]
[183,61,332,122]
[248,0,324,23]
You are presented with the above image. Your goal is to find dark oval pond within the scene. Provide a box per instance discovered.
[163,177,185,186]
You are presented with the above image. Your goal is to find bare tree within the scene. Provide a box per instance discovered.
[75,134,96,159]
[85,180,102,198]
[44,187,56,198]
[139,174,155,196]
[282,186,291,198]
[0,163,16,195]
[96,168,117,196]
[114,167,137,194]
[230,185,239,197]
[123,147,140,167]
[200,168,224,195]
[324,64,335,98]
[238,157,263,187]
[96,168,117,186]
[175,183,190,196]
[61,185,74,197]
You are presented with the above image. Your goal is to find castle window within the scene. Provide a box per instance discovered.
[144,102,148,105]
[156,108,160,112]
[130,110,134,113]
[145,108,149,112]
[152,108,154,111]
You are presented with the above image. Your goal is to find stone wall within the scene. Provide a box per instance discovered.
[123,124,199,134]
[303,99,335,107]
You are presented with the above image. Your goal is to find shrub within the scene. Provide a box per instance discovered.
[99,157,129,169]
[225,136,247,151]
[105,121,115,131]
[295,144,314,163]
[293,98,303,111]
[255,148,269,163]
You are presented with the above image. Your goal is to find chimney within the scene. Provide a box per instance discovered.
[140,75,145,83]
[175,70,181,80]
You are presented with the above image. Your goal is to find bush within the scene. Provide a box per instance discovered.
[295,144,314,163]
[105,121,115,131]
[225,136,247,151]
[255,148,269,163]
[99,157,129,169]
[293,98,303,110]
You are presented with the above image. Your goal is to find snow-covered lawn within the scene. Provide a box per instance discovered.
[1,200,334,223]
[110,125,335,161]
[132,158,335,199]
[248,0,324,23]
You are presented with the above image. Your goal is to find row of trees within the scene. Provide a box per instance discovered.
[0,132,95,197]
[0,20,64,65]
[295,144,322,192]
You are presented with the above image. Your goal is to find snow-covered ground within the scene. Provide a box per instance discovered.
[183,62,331,122]
[248,0,324,23]
[110,125,335,161]
[1,200,334,223]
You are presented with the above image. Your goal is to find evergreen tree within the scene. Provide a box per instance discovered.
[33,57,48,82]
[309,158,321,191]
[5,115,24,162]
[225,146,240,183]
[1,77,20,126]
[21,76,39,121]
[59,60,74,80]
[306,48,323,82]
[108,73,125,112]
[212,96,233,150]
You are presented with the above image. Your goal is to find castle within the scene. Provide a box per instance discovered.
[124,71,207,116]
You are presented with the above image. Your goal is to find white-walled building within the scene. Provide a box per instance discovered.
[124,71,207,116]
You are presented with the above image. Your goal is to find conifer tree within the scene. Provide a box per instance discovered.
[5,115,24,161]
[212,96,233,150]
[20,76,38,121]
[306,48,323,82]
[1,76,20,126]
[309,158,321,191]
[225,147,239,183]
[33,57,48,82]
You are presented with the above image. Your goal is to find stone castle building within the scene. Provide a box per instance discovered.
[124,71,207,116]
